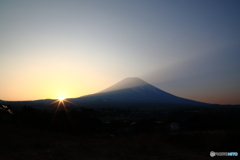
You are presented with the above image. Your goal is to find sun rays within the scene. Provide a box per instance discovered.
[42,98,79,129]
[43,98,78,116]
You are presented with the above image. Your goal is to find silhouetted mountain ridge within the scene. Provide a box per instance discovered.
[70,77,208,106]
[1,77,209,108]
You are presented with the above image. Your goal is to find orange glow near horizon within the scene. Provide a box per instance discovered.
[0,78,109,101]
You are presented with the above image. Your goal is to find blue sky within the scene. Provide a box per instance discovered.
[0,0,240,104]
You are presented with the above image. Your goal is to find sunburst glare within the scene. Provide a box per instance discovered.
[58,96,65,101]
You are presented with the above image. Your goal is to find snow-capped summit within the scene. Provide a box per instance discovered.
[100,77,149,93]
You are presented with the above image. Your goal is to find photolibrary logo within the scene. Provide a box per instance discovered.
[210,151,238,157]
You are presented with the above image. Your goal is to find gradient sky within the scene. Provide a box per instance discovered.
[1,0,240,104]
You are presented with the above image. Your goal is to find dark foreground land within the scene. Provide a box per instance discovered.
[1,103,240,159]
[0,122,239,160]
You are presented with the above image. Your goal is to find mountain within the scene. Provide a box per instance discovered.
[1,77,208,109]
[70,77,208,106]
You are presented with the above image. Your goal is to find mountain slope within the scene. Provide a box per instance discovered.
[71,77,208,105]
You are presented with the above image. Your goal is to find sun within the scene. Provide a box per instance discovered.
[58,96,65,101]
